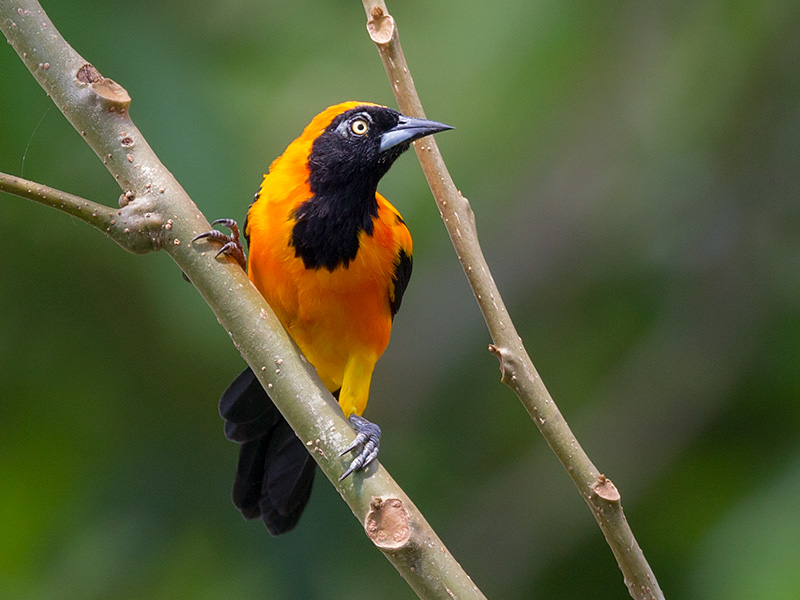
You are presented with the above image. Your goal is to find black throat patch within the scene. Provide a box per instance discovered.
[290,106,404,272]
[290,184,379,271]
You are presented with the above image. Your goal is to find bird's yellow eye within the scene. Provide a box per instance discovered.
[350,118,369,136]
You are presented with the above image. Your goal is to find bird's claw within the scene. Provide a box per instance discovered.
[339,414,381,481]
[192,218,247,271]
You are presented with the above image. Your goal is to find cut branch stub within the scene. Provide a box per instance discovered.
[75,63,131,109]
[367,5,395,45]
[90,78,131,108]
[366,496,411,550]
[594,474,621,503]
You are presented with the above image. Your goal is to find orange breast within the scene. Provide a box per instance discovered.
[247,182,409,402]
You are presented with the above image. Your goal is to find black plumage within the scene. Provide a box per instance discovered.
[220,368,317,534]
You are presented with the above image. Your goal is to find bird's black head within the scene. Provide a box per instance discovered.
[307,105,453,196]
[291,103,452,271]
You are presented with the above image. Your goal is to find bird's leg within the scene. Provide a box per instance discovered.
[338,414,381,481]
[191,218,247,271]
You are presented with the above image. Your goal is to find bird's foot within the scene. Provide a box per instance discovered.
[339,414,381,481]
[192,218,247,271]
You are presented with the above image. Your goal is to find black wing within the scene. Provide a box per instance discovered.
[389,248,413,318]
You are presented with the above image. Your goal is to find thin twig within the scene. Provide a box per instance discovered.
[360,2,664,599]
[1,2,487,598]
[0,171,114,228]
[0,171,149,251]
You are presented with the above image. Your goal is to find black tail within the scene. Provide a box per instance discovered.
[219,367,317,535]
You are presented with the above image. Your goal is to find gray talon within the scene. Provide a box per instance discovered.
[339,414,382,481]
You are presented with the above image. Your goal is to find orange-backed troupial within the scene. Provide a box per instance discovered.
[194,102,452,534]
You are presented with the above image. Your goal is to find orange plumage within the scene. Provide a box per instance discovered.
[202,101,451,533]
[246,103,412,417]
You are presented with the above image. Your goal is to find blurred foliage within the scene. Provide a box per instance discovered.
[1,0,799,598]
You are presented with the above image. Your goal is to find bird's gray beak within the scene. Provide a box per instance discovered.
[379,115,454,153]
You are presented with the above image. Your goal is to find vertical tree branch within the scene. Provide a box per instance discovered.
[1,2,487,598]
[360,2,664,599]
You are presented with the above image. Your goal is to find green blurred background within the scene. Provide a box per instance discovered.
[2,0,799,598]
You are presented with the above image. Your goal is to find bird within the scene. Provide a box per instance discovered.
[193,101,453,534]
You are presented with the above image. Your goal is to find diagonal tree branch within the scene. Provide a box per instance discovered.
[1,2,486,598]
[360,2,664,599]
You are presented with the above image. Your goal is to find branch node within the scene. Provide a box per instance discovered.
[593,474,621,502]
[118,190,134,207]
[488,343,514,384]
[366,5,395,45]
[366,496,411,550]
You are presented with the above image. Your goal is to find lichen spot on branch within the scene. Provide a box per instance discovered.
[366,496,411,550]
[367,6,395,45]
